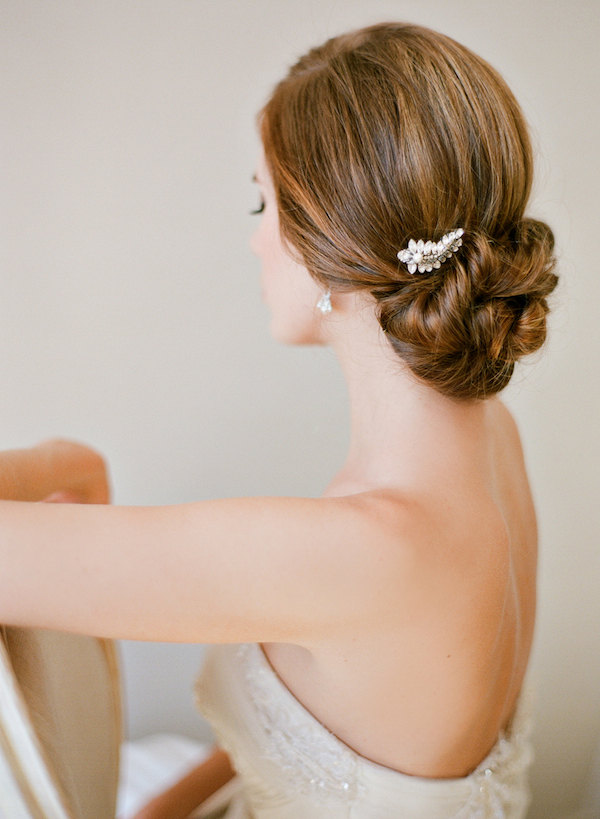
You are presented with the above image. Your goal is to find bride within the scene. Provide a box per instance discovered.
[0,22,557,819]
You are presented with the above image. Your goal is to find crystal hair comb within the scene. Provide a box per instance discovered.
[397,228,464,274]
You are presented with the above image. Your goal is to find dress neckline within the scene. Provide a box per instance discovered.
[254,641,531,786]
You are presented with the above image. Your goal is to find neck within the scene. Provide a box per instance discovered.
[322,292,491,496]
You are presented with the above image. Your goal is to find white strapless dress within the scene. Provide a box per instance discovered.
[194,643,534,818]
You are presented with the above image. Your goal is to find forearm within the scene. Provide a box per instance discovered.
[132,747,236,819]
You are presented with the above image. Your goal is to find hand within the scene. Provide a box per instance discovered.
[34,439,111,505]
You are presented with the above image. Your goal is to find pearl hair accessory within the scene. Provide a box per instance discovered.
[316,290,332,314]
[397,228,464,274]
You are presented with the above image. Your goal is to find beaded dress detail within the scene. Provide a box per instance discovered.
[194,643,534,819]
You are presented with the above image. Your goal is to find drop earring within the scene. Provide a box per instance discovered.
[316,290,332,314]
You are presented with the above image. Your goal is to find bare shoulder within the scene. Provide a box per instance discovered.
[336,487,507,607]
[335,488,453,571]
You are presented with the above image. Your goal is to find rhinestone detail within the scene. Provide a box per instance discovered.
[316,290,332,314]
[397,228,464,274]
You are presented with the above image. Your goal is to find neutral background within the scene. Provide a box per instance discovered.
[1,1,598,817]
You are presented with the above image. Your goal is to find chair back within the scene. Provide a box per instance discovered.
[0,627,122,818]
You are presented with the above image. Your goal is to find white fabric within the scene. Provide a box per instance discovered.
[0,731,234,819]
[194,642,534,819]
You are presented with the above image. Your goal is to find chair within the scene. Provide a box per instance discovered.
[0,626,121,818]
[0,627,244,819]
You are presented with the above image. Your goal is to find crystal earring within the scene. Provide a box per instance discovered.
[316,290,332,314]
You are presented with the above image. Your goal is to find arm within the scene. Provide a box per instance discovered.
[131,747,235,819]
[0,444,411,645]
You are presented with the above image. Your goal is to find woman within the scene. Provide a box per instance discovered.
[0,22,557,819]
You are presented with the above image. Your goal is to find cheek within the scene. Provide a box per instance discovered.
[252,216,284,285]
[268,264,326,345]
[271,248,317,309]
[256,224,302,300]
[251,215,326,344]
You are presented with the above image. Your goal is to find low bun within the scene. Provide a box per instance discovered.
[376,220,558,399]
[261,22,559,400]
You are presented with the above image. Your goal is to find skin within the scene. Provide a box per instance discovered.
[0,150,537,815]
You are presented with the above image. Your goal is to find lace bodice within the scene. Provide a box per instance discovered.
[194,643,533,818]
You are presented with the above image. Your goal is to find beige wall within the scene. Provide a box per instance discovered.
[1,1,598,816]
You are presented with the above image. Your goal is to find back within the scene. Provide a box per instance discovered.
[262,399,537,779]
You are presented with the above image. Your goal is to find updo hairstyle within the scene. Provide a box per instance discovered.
[260,23,558,400]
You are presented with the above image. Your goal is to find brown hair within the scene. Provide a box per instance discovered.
[260,22,558,400]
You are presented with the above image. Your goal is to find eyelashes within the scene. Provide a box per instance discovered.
[250,198,265,215]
